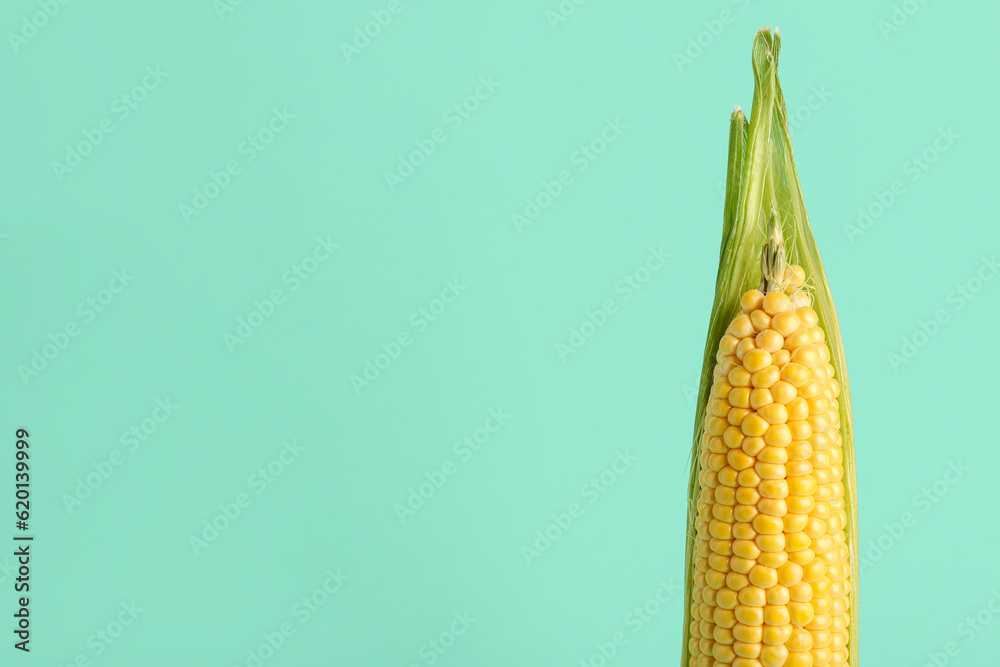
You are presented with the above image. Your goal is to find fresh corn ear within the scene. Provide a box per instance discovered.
[681,28,858,667]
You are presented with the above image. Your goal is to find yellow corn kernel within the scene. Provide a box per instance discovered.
[727,572,751,591]
[757,447,788,465]
[710,538,733,555]
[811,629,832,649]
[763,424,792,447]
[785,652,814,667]
[758,403,788,425]
[792,345,821,369]
[789,601,816,626]
[755,533,786,552]
[712,398,730,416]
[757,497,787,517]
[790,547,816,565]
[755,463,786,480]
[789,420,813,440]
[716,588,739,610]
[734,643,762,661]
[730,367,752,387]
[742,413,769,437]
[787,628,813,652]
[710,521,733,540]
[771,381,796,404]
[715,486,736,505]
[811,647,831,665]
[713,504,735,522]
[713,643,737,663]
[750,388,774,410]
[737,335,758,357]
[784,328,814,349]
[752,515,783,535]
[761,622,792,645]
[749,565,778,589]
[756,329,784,352]
[777,561,804,586]
[750,309,772,332]
[733,539,761,559]
[736,605,764,627]
[744,349,772,373]
[720,334,740,355]
[715,379,735,397]
[733,624,763,643]
[719,467,739,487]
[759,480,789,499]
[729,313,755,338]
[760,645,789,667]
[757,551,788,569]
[731,556,756,574]
[730,387,752,408]
[767,584,791,605]
[780,363,809,387]
[742,436,766,457]
[814,596,834,615]
[789,581,813,602]
[729,407,751,425]
[714,626,735,645]
[802,558,827,582]
[725,426,745,448]
[762,291,791,316]
[786,441,813,461]
[741,290,765,313]
[732,522,756,540]
[788,476,817,496]
[709,553,730,572]
[786,460,813,477]
[709,417,728,435]
[735,488,761,506]
[739,586,767,607]
[752,366,781,388]
[784,265,806,291]
[812,535,835,555]
[720,356,740,375]
[738,469,762,488]
[787,398,809,420]
[734,504,758,523]
[771,311,801,336]
[715,608,738,629]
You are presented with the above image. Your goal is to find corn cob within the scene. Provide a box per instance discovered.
[681,28,858,667]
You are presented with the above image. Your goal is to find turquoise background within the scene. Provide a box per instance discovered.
[2,0,998,664]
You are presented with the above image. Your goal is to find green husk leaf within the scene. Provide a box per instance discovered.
[681,27,858,667]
